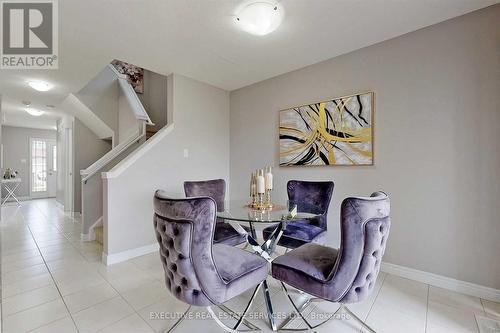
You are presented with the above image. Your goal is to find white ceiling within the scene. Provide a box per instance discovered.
[1,96,60,130]
[0,0,498,129]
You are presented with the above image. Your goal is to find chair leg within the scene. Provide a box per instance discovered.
[279,282,338,331]
[218,304,260,331]
[278,293,323,330]
[207,281,263,332]
[166,305,191,333]
[342,304,377,333]
[279,282,378,332]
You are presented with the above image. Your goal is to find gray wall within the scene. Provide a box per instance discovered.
[73,119,111,212]
[1,126,57,198]
[138,70,168,131]
[105,73,230,256]
[230,6,500,289]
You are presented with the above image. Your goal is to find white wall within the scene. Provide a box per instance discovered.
[56,119,65,206]
[0,95,3,173]
[56,116,74,211]
[104,73,230,259]
[76,66,119,135]
[1,126,57,198]
[229,6,500,289]
[117,91,140,144]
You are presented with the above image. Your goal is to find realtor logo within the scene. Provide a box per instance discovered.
[1,0,58,68]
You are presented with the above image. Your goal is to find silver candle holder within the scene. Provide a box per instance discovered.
[249,166,273,210]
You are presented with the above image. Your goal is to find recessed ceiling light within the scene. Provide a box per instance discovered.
[236,1,284,36]
[28,80,52,92]
[26,107,45,116]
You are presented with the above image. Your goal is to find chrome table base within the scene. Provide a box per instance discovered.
[223,219,288,331]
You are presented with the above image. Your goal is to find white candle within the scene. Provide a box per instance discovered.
[265,169,273,190]
[256,174,265,194]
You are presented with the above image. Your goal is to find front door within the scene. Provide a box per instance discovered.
[30,138,57,198]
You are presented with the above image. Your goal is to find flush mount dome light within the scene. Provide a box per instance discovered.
[26,107,45,116]
[27,80,52,92]
[236,1,284,36]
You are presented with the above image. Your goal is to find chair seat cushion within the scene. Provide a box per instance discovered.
[213,244,268,282]
[272,243,338,282]
[263,221,326,249]
[214,221,247,246]
[213,244,269,301]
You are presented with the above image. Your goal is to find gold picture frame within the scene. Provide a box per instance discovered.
[279,92,374,166]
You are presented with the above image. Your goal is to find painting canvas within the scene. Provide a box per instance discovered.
[111,59,144,94]
[279,92,374,166]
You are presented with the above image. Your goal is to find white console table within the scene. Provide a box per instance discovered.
[1,178,22,205]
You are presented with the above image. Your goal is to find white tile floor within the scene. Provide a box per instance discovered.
[1,199,499,333]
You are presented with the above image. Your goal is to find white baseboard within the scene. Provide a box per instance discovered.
[381,262,500,303]
[102,243,159,266]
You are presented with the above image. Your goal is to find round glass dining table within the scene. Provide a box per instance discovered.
[216,200,322,331]
[217,200,321,259]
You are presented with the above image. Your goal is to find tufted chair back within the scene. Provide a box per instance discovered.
[153,191,231,307]
[287,180,334,229]
[328,191,390,304]
[184,179,225,212]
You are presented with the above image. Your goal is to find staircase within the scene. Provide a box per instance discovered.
[146,129,158,140]
[95,226,104,245]
[60,62,169,264]
[74,64,166,244]
[100,73,228,265]
[90,129,158,246]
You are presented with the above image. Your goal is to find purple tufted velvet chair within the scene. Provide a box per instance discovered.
[271,191,390,332]
[263,180,334,249]
[154,191,269,332]
[184,179,247,247]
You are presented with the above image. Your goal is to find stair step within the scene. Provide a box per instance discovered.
[146,129,158,140]
[95,226,103,245]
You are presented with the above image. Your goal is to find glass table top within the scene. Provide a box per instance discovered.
[216,200,322,223]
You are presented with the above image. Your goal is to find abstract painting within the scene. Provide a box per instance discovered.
[111,59,144,94]
[279,92,374,166]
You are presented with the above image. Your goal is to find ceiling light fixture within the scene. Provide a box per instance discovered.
[27,80,52,92]
[26,107,45,116]
[236,1,284,36]
[24,101,45,117]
